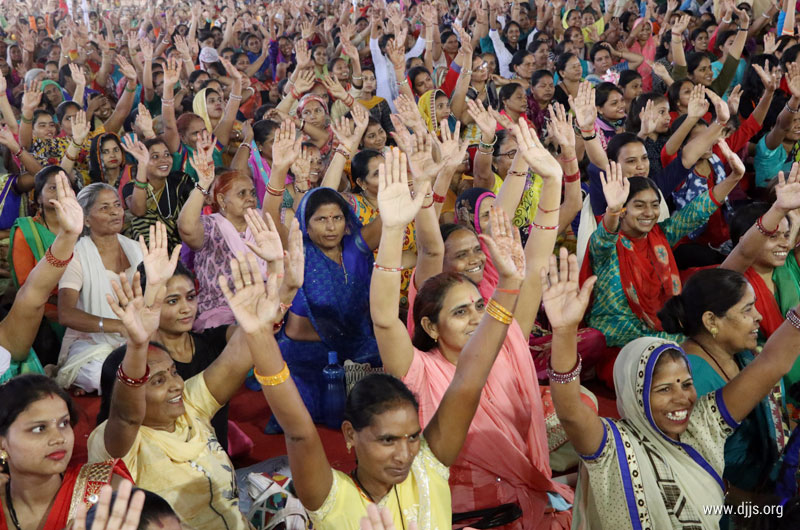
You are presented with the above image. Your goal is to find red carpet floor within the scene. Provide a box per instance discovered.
[69,380,619,471]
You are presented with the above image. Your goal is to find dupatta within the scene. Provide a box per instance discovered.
[454,188,500,300]
[616,226,681,331]
[9,216,56,288]
[773,251,800,317]
[744,267,784,338]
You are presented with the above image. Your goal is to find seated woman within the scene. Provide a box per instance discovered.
[177,137,269,332]
[585,158,743,384]
[1,172,81,382]
[0,375,132,528]
[356,68,395,137]
[375,134,574,527]
[120,136,194,250]
[88,133,134,196]
[658,268,789,524]
[88,216,301,530]
[243,147,529,527]
[231,118,279,206]
[55,183,143,393]
[543,246,800,529]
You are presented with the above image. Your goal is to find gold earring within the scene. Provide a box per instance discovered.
[710,327,718,338]
[346,442,352,454]
[0,451,7,466]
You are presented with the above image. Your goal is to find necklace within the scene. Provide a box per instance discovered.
[5,481,22,530]
[688,338,734,382]
[340,251,348,285]
[351,469,406,530]
[147,181,173,219]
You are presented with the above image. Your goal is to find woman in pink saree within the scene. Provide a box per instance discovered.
[628,18,658,91]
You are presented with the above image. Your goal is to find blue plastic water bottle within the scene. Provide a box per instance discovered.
[322,351,346,429]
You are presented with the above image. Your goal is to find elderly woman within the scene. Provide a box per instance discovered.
[55,183,143,393]
[88,219,301,530]
[542,247,800,529]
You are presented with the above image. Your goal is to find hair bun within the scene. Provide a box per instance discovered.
[657,294,686,335]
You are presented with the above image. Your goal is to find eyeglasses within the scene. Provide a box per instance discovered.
[476,61,489,70]
[496,149,517,159]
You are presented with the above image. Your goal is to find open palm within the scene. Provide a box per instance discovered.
[51,172,84,238]
[377,148,429,229]
[480,207,525,282]
[601,162,629,211]
[776,163,800,211]
[244,208,285,263]
[540,249,596,330]
[107,273,163,345]
[139,222,182,295]
[219,253,280,333]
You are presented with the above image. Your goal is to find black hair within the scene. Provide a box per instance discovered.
[690,27,708,42]
[498,82,524,111]
[492,129,511,158]
[730,202,773,247]
[344,373,419,431]
[714,29,737,53]
[530,69,553,88]
[781,44,800,72]
[655,33,672,61]
[137,260,194,293]
[667,79,693,112]
[303,187,349,227]
[589,42,612,63]
[253,119,280,145]
[607,132,646,163]
[686,51,711,76]
[624,176,661,206]
[188,69,209,85]
[55,101,81,124]
[32,109,52,127]
[526,39,547,56]
[440,222,474,243]
[407,66,431,94]
[351,149,383,187]
[618,69,642,90]
[658,268,749,336]
[0,375,78,439]
[509,49,533,73]
[33,165,66,205]
[595,82,623,107]
[440,29,455,45]
[86,488,178,530]
[626,92,667,133]
[555,52,578,77]
[411,272,480,351]
[198,30,214,44]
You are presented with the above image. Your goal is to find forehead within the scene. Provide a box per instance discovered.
[364,402,420,434]
[619,142,647,158]
[92,189,121,204]
[444,229,480,251]
[630,188,659,202]
[146,348,175,371]
[311,203,344,217]
[166,274,195,293]
[12,395,69,425]
[441,280,482,309]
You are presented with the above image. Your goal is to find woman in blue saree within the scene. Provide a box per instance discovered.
[275,187,380,423]
[658,268,788,527]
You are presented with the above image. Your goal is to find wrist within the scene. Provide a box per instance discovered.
[497,276,523,289]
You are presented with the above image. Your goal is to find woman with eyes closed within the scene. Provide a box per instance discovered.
[543,247,800,530]
[373,144,574,529]
[0,375,132,530]
[658,269,789,523]
[119,136,194,251]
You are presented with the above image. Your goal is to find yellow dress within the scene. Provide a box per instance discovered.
[309,438,451,530]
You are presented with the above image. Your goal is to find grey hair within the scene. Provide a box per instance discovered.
[76,183,118,236]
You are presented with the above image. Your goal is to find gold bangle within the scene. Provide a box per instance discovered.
[254,363,291,386]
[486,298,513,324]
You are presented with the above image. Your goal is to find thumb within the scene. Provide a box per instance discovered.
[578,276,597,305]
[411,180,431,211]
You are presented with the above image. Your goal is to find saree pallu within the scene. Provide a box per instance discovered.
[0,459,131,529]
[9,216,56,288]
[0,344,44,383]
[774,253,800,418]
[744,267,783,339]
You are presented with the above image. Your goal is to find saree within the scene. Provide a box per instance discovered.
[573,338,738,529]
[9,216,56,288]
[0,459,130,530]
[616,226,681,331]
[279,188,380,422]
[417,89,456,136]
[743,267,783,338]
[403,320,573,530]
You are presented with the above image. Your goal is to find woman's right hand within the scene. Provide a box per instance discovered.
[244,208,286,267]
[21,80,43,113]
[163,57,181,90]
[687,83,709,119]
[121,135,151,172]
[541,248,596,331]
[480,207,525,283]
[377,147,430,229]
[71,480,144,530]
[71,110,91,146]
[50,172,84,239]
[465,98,497,140]
[775,163,800,212]
[271,119,302,173]
[331,116,362,155]
[568,81,597,132]
[107,272,163,346]
[600,161,629,211]
[219,253,281,334]
[138,222,182,299]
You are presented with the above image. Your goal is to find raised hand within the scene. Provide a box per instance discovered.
[68,63,87,87]
[687,83,709,119]
[775,163,800,212]
[244,208,285,264]
[704,88,730,124]
[568,81,597,132]
[465,98,497,138]
[638,99,659,137]
[121,135,150,170]
[541,248,596,331]
[388,115,414,153]
[107,272,163,345]
[22,80,43,112]
[431,120,470,167]
[394,94,424,130]
[331,116,362,155]
[360,504,420,530]
[140,38,154,61]
[407,132,444,183]
[480,207,525,282]
[219,253,281,333]
[600,161,630,211]
[283,218,305,291]
[489,107,515,132]
[377,147,429,229]
[71,480,144,530]
[295,40,312,70]
[320,74,348,102]
[292,69,316,96]
[115,55,138,83]
[291,146,312,188]
[135,104,155,137]
[764,32,777,55]
[50,172,84,239]
[727,84,742,117]
[548,102,575,149]
[189,130,216,190]
[716,139,745,179]
[138,222,182,299]
[513,119,562,180]
[271,119,303,172]
[71,110,91,145]
[385,38,406,70]
[163,57,181,89]
[671,13,691,35]
[752,63,779,92]
[786,63,800,100]
[0,126,20,152]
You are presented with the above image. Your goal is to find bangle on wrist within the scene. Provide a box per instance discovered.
[124,84,137,93]
[195,183,210,196]
[756,215,779,236]
[606,206,625,215]
[13,147,22,158]
[786,102,800,114]
[20,115,33,124]
[134,179,149,189]
[98,317,105,333]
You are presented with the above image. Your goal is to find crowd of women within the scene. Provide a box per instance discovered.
[3,0,800,528]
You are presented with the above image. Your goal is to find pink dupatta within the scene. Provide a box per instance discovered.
[630,18,657,91]
[402,320,573,530]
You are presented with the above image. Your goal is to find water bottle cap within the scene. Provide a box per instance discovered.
[328,351,338,365]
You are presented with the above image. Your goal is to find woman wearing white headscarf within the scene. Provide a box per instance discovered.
[540,248,800,529]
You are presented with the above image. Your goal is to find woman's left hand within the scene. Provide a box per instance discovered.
[512,118,562,180]
[716,139,745,179]
[377,147,430,229]
[547,102,575,151]
[138,222,182,297]
[50,172,84,239]
[321,74,348,101]
[115,55,138,83]
[244,208,285,265]
[70,480,144,530]
[360,504,420,530]
[71,110,91,146]
[541,248,596,331]
[219,253,281,334]
[480,207,525,282]
[121,135,150,170]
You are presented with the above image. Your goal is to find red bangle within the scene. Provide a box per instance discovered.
[45,248,73,268]
[559,156,577,164]
[564,172,580,183]
[266,184,285,197]
[116,364,150,387]
[290,88,301,100]
[432,192,446,203]
[496,287,520,294]
[538,204,559,213]
[531,222,558,231]
[756,215,779,237]
[13,147,22,158]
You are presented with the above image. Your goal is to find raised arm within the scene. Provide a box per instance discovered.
[263,120,303,247]
[680,89,728,168]
[103,56,138,134]
[570,81,607,170]
[464,98,498,190]
[215,58,243,148]
[19,82,43,150]
[0,173,82,360]
[664,84,707,157]
[549,103,583,232]
[120,136,151,217]
[766,63,800,150]
[161,57,182,154]
[177,132,217,250]
[371,148,430,377]
[322,106,369,191]
[423,206,525,467]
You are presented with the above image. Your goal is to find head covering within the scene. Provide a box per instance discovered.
[573,337,734,529]
[418,89,446,135]
[455,188,495,235]
[24,68,44,89]
[192,88,213,132]
[198,46,219,69]
[40,79,65,106]
[296,93,328,117]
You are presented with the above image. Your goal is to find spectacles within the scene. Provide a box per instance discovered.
[496,149,517,159]
[476,61,489,70]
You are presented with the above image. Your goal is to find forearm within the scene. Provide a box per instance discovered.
[371,227,404,328]
[711,174,741,203]
[143,58,154,102]
[682,123,724,167]
[0,95,18,135]
[59,304,123,334]
[753,89,775,125]
[104,82,137,134]
[496,156,529,220]
[666,116,699,156]
[320,150,348,190]
[109,342,147,426]
[128,183,148,217]
[214,82,242,147]
[176,190,207,249]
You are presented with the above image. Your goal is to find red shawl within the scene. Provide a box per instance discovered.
[616,226,681,331]
[0,459,130,529]
[744,267,784,338]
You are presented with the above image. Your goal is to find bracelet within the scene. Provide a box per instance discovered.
[294,183,310,194]
[421,200,435,209]
[65,150,79,162]
[134,179,149,189]
[531,222,558,230]
[229,94,242,101]
[462,69,472,75]
[334,147,351,160]
[559,156,576,164]
[432,192,447,203]
[736,26,747,31]
[486,298,513,324]
[581,132,597,141]
[71,140,83,149]
[606,206,625,216]
[13,147,22,158]
[124,84,137,93]
[564,171,581,183]
[290,87,302,100]
[161,98,174,105]
[373,263,404,272]
[352,75,363,81]
[195,183,210,196]
[496,287,520,294]
[267,184,285,196]
[787,309,800,330]
[538,204,559,213]
[477,147,494,155]
[786,102,800,114]
[546,352,582,384]
[20,115,33,124]
[254,363,291,386]
[45,247,73,268]
[344,94,354,107]
[279,302,292,314]
[479,136,497,148]
[98,317,104,333]
[507,169,528,178]
[721,17,732,23]
[116,364,151,387]
[756,215,779,237]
